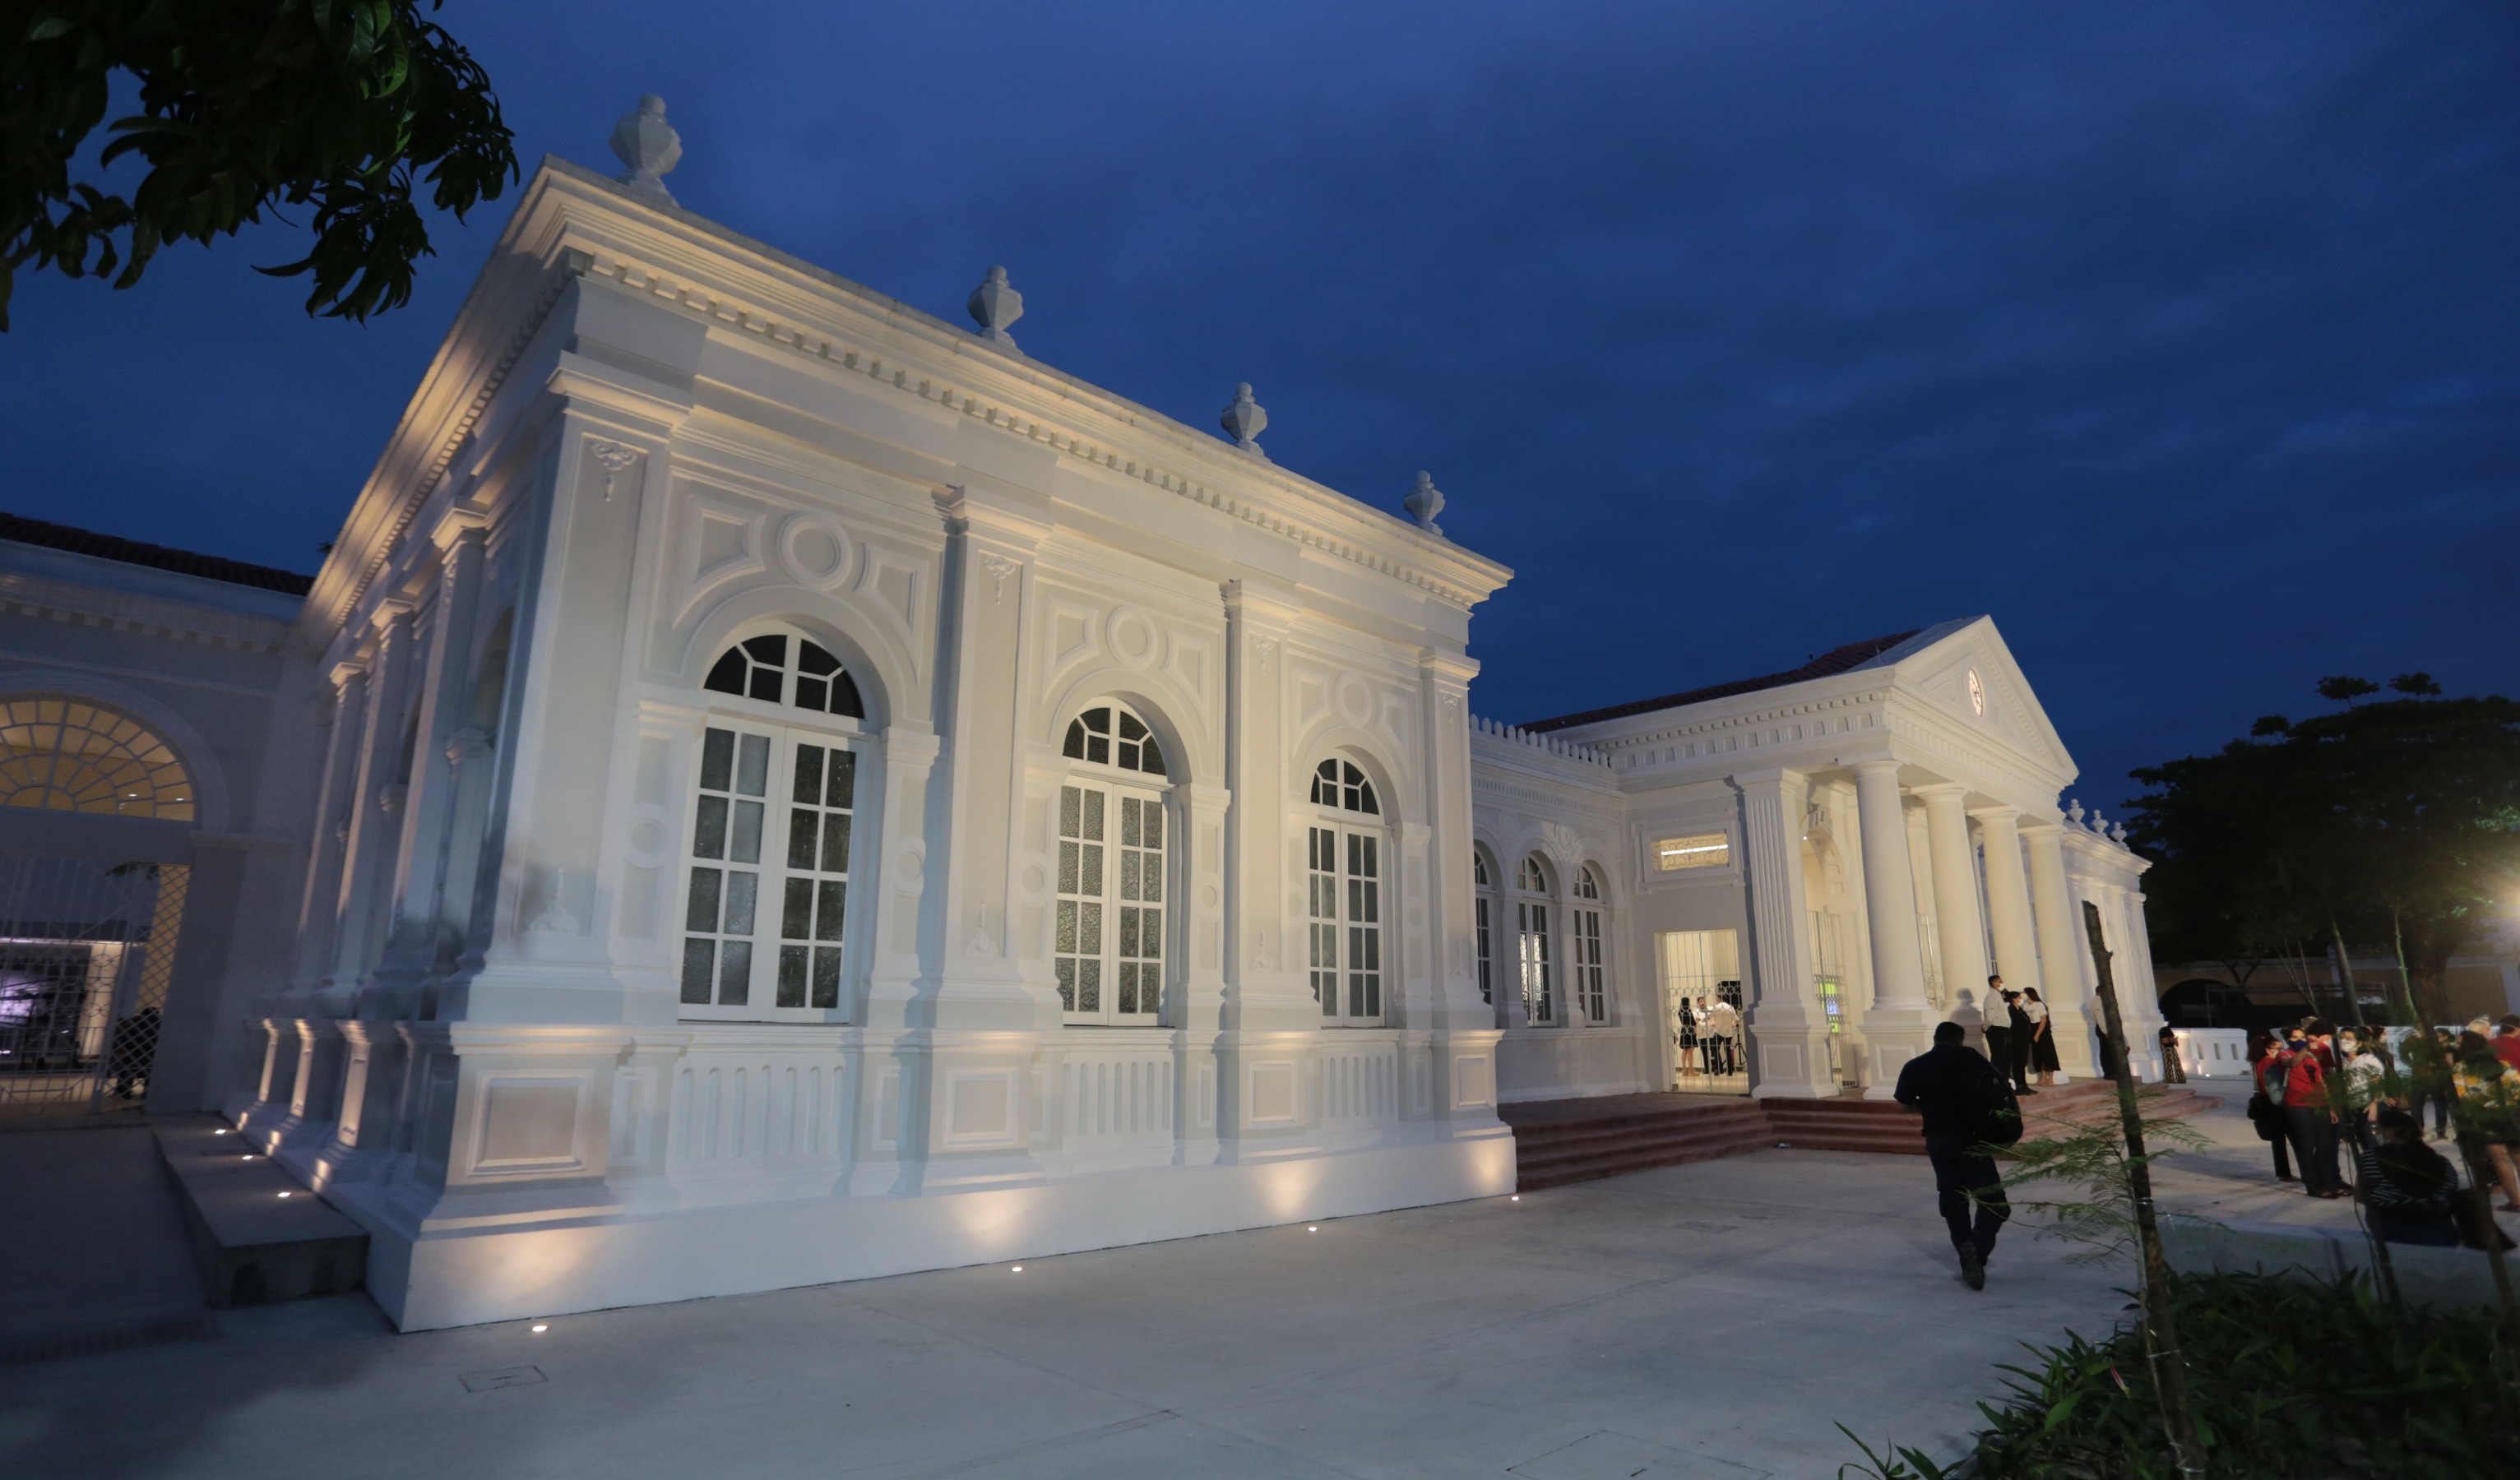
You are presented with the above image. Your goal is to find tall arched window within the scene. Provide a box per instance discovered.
[1472,849,1496,1008]
[0,697,194,820]
[1057,702,1168,1025]
[1572,865,1608,1025]
[1308,757,1386,1025]
[681,629,871,1022]
[1514,853,1554,1026]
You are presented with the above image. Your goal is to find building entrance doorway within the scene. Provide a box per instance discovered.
[0,856,186,1123]
[1659,929,1747,1096]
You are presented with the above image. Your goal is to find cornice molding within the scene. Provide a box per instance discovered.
[0,571,297,656]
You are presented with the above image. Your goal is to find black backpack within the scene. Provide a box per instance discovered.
[1968,1061,2026,1147]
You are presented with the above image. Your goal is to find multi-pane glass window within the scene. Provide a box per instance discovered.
[0,697,196,819]
[1653,832,1729,871]
[1057,703,1167,1025]
[703,632,865,719]
[1516,854,1554,1026]
[681,723,858,1020]
[1573,866,1607,1024]
[1062,707,1165,774]
[1473,852,1494,1006]
[1309,758,1378,814]
[1309,826,1383,1023]
[1309,755,1386,1026]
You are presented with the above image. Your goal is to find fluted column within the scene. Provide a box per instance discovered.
[1851,761,1930,1094]
[1914,784,1990,1004]
[1732,767,1833,1098]
[328,598,418,1011]
[2021,821,2095,1077]
[365,507,489,1018]
[1972,807,2043,998]
[288,660,370,1001]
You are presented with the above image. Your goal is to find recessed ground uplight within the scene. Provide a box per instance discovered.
[530,1324,549,1333]
[213,1129,229,1135]
[1511,1195,1521,1201]
[1307,1225,1320,1233]
[1011,1265,1023,1273]
[277,1191,292,1199]
[241,1154,254,1161]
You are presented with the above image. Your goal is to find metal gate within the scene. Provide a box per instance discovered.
[0,855,188,1123]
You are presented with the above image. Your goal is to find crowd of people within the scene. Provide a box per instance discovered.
[2244,1013,2520,1249]
[1674,995,1742,1077]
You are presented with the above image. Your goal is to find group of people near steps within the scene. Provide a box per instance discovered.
[2247,1015,2520,1249]
[1673,995,1740,1076]
[1975,974,2059,1094]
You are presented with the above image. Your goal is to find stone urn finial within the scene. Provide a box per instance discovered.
[1404,470,1445,533]
[2064,798,2083,826]
[611,95,683,206]
[967,265,1022,349]
[1220,382,1267,457]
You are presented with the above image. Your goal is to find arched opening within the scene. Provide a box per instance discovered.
[0,696,195,821]
[1510,853,1554,1026]
[1571,865,1608,1024]
[1056,701,1171,1026]
[1307,754,1388,1025]
[703,631,864,719]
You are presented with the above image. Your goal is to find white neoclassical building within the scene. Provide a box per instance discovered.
[1465,623,2167,1107]
[0,106,2162,1330]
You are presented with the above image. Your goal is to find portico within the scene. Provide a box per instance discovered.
[1481,617,2166,1104]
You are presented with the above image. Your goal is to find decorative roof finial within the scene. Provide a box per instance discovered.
[1220,383,1267,457]
[967,265,1023,349]
[2064,798,2084,826]
[1403,470,1445,533]
[2109,821,2129,845]
[2087,806,2107,833]
[611,95,683,206]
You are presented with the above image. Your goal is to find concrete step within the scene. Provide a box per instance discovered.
[1504,1098,1776,1189]
[151,1117,368,1308]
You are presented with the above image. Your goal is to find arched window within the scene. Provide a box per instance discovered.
[1062,705,1165,775]
[1513,853,1554,1026]
[1056,702,1168,1025]
[683,629,872,1023]
[0,697,194,821]
[703,631,864,719]
[1472,850,1495,1008]
[1572,866,1608,1024]
[1309,758,1378,815]
[1307,756,1387,1025]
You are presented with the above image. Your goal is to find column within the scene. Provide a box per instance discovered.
[328,598,418,1009]
[365,507,490,1018]
[1914,784,1990,1007]
[1851,761,1930,1094]
[1971,807,2044,998]
[2021,821,2096,1078]
[287,661,369,1001]
[1732,767,1832,1098]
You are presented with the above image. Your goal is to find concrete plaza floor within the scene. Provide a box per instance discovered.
[2,1125,2163,1480]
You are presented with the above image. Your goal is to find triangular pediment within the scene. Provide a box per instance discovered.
[1882,617,2076,782]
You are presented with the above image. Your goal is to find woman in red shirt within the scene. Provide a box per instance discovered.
[2285,1023,2345,1198]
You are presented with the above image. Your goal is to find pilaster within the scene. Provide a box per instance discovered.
[1732,767,1832,1098]
[328,598,419,1011]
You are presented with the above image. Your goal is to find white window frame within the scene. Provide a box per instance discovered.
[1472,849,1496,1010]
[679,715,869,1024]
[1307,757,1387,1028]
[1572,865,1609,1025]
[1514,853,1555,1027]
[1055,702,1172,1028]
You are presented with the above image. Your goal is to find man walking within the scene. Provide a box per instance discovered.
[1895,1020,2013,1289]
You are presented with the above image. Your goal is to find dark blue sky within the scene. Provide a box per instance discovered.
[5,1,2515,807]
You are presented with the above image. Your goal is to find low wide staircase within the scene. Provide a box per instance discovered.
[1505,1079,2221,1187]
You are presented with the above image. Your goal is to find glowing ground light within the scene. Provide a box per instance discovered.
[1512,1195,1521,1201]
[213,1129,228,1135]
[277,1191,291,1199]
[1308,1225,1320,1233]
[1011,1265,1023,1273]
[531,1324,549,1333]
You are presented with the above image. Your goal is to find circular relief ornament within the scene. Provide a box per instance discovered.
[1967,668,1985,716]
[777,512,854,590]
[1105,606,1158,669]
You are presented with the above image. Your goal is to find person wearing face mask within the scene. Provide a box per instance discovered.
[2337,1029,2385,1150]
[2284,1022,2345,1199]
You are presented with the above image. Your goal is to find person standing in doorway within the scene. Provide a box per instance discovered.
[1698,997,1718,1075]
[1706,996,1740,1075]
[2022,987,2059,1087]
[1676,997,1698,1082]
[2000,987,2037,1095]
[1895,1020,2013,1289]
[1980,976,2013,1089]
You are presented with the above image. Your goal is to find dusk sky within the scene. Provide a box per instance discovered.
[3,1,2514,810]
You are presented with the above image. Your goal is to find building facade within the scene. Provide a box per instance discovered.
[1,119,2198,1330]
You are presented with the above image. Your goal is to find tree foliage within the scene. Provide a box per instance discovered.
[2124,676,2520,1024]
[1,0,516,329]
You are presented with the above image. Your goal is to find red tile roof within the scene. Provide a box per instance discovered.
[0,511,314,596]
[1522,630,1921,733]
